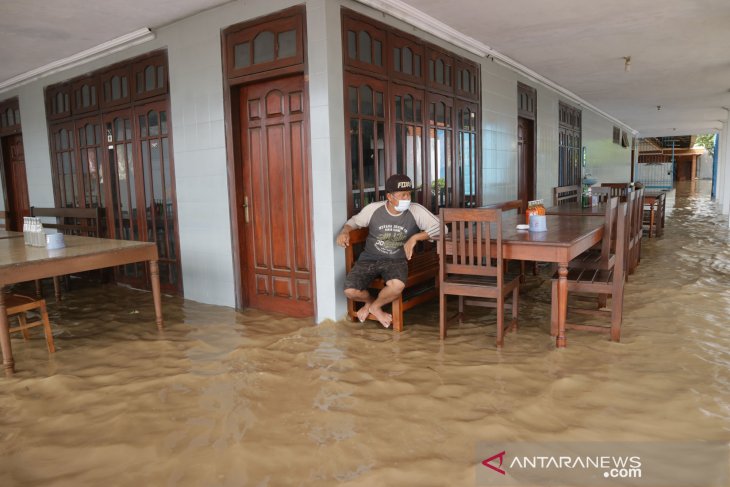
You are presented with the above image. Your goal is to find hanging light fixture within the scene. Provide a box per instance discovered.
[623,56,632,72]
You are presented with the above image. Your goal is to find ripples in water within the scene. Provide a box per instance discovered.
[1,181,729,486]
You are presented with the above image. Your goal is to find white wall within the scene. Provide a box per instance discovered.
[581,109,632,185]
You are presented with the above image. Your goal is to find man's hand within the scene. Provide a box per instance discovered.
[336,230,350,247]
[403,237,417,260]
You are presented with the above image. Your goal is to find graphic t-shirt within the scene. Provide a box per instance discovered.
[344,201,440,260]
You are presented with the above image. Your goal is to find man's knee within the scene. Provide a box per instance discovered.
[344,288,365,299]
[386,279,406,294]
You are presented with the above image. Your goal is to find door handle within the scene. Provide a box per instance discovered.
[243,196,249,223]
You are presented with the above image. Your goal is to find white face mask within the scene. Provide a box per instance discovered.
[394,199,411,212]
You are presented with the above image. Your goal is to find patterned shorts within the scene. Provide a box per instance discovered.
[343,259,409,291]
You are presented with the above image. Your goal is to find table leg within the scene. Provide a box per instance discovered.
[0,286,15,375]
[149,260,164,328]
[556,263,568,348]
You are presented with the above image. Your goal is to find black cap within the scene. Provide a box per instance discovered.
[385,174,413,193]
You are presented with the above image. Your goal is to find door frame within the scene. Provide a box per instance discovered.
[220,6,316,315]
[0,133,31,231]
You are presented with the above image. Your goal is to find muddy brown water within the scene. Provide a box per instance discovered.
[1,182,728,486]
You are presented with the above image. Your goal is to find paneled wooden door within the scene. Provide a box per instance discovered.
[239,75,314,317]
[517,116,535,209]
[1,134,30,230]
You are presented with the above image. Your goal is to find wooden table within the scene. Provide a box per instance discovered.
[545,202,606,217]
[0,235,163,374]
[0,230,23,239]
[441,213,604,348]
[643,192,666,238]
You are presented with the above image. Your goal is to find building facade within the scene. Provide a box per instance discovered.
[0,0,637,322]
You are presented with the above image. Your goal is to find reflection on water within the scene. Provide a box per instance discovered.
[1,181,729,486]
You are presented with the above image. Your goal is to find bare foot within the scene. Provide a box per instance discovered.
[356,304,371,323]
[369,306,393,328]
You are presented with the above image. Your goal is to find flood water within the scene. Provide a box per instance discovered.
[1,181,729,486]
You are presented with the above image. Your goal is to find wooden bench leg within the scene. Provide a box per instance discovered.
[391,297,404,332]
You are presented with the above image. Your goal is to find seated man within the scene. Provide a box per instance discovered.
[336,174,440,328]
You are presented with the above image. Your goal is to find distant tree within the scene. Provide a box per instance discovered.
[694,134,715,156]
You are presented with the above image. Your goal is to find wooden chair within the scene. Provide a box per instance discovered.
[30,206,104,300]
[6,293,56,353]
[344,228,439,332]
[550,200,630,342]
[438,208,520,348]
[567,196,619,271]
[600,182,631,200]
[553,185,581,206]
[480,199,530,280]
[0,210,7,229]
[628,188,644,274]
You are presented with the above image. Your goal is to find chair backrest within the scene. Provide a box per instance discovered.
[30,207,103,237]
[439,208,502,280]
[631,187,645,241]
[0,210,7,230]
[553,185,581,206]
[598,196,620,267]
[600,183,631,200]
[345,227,369,273]
[612,200,630,288]
[481,199,524,214]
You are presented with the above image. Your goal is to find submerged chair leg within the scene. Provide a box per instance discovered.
[439,291,448,339]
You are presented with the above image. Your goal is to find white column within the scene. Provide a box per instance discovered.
[306,0,348,322]
[721,112,730,219]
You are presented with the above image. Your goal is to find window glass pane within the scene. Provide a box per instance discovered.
[395,123,404,174]
[157,66,165,89]
[374,40,382,66]
[136,72,143,93]
[445,65,451,86]
[403,48,412,75]
[112,76,121,99]
[347,31,357,59]
[82,85,90,107]
[254,31,275,64]
[122,77,128,98]
[138,114,147,138]
[163,138,175,260]
[350,119,360,210]
[125,118,132,140]
[414,127,422,203]
[60,129,69,150]
[376,121,385,197]
[161,110,168,135]
[86,124,94,145]
[149,111,159,137]
[358,31,371,64]
[404,95,413,122]
[78,126,86,146]
[376,91,384,118]
[416,100,422,123]
[435,59,444,84]
[429,60,434,82]
[361,120,375,205]
[360,85,373,116]
[415,55,421,77]
[395,96,402,121]
[234,42,251,68]
[436,102,445,125]
[278,30,296,58]
[145,66,155,91]
[393,48,401,72]
[348,86,358,114]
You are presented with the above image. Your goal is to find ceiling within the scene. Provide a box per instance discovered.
[1,0,728,138]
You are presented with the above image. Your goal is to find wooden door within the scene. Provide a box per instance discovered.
[239,75,314,317]
[1,134,30,230]
[102,109,148,289]
[517,116,535,208]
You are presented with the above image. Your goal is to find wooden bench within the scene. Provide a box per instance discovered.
[344,228,439,332]
[30,206,105,299]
